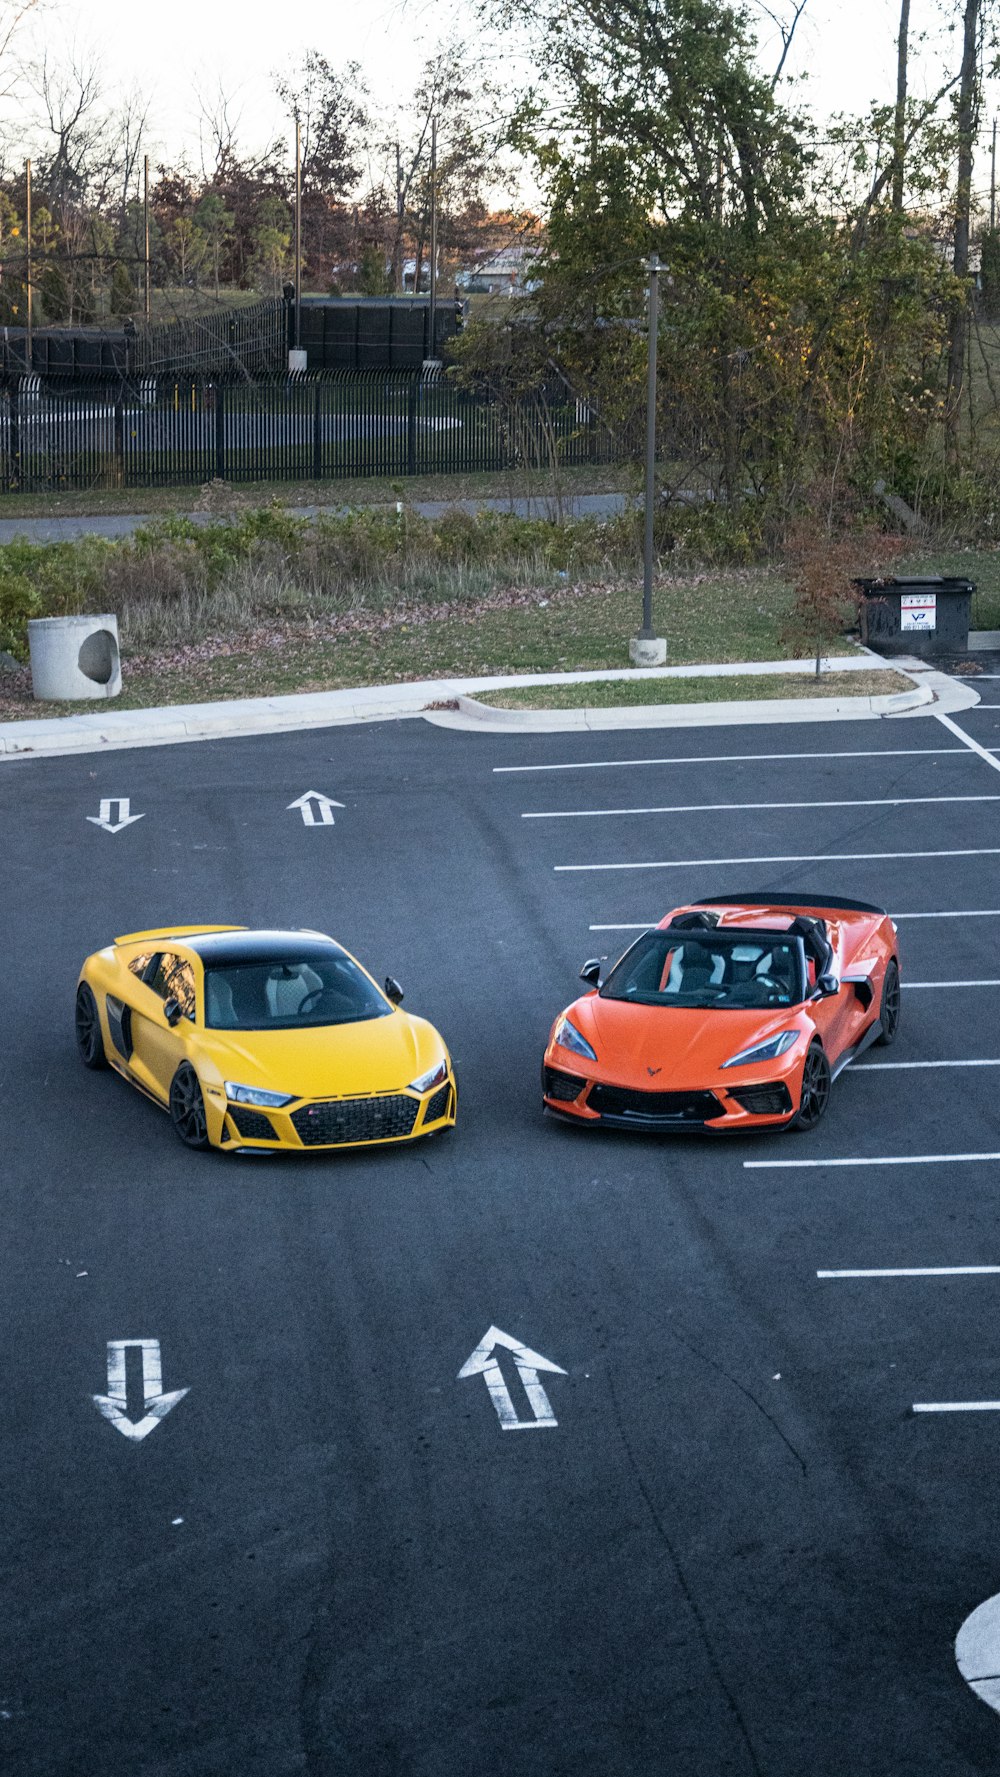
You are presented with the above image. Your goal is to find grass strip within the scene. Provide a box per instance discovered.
[473,671,916,709]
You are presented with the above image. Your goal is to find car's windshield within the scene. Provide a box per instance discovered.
[204,954,390,1030]
[600,930,803,1009]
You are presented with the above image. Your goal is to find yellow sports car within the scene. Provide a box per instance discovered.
[75,925,457,1153]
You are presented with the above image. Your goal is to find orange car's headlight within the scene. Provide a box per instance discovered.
[721,1031,800,1069]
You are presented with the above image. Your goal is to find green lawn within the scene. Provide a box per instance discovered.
[474,670,914,709]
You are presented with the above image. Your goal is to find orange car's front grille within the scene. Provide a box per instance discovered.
[586,1083,722,1122]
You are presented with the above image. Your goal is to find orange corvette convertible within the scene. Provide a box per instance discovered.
[542,894,900,1134]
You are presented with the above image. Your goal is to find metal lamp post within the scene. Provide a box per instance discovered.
[629,252,667,667]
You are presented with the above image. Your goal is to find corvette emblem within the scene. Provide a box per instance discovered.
[646,1066,661,1077]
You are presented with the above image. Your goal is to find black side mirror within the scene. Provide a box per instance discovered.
[163,996,182,1026]
[579,959,602,988]
[816,974,840,998]
[384,976,404,1004]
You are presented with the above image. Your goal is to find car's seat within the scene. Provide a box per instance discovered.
[205,974,236,1027]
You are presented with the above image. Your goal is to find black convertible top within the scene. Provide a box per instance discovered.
[694,892,887,916]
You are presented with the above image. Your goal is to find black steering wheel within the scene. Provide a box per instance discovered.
[297,986,339,1016]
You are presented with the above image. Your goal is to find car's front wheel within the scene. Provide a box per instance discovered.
[75,984,108,1070]
[875,959,900,1046]
[169,1063,210,1150]
[788,1041,831,1132]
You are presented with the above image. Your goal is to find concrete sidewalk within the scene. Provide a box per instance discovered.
[0,491,633,545]
[0,653,978,760]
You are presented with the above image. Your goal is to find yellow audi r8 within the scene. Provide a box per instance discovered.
[75,925,457,1153]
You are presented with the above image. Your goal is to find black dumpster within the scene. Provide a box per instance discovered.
[854,575,975,658]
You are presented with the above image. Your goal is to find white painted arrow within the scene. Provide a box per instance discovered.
[458,1325,566,1430]
[86,797,145,835]
[287,790,346,827]
[957,1592,1000,1715]
[92,1339,189,1442]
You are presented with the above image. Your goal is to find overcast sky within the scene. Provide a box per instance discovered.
[8,0,1000,204]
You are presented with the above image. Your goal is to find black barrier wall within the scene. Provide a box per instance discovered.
[0,370,618,492]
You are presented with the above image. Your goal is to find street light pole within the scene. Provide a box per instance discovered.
[629,252,667,666]
[143,155,150,324]
[294,113,302,353]
[428,114,438,363]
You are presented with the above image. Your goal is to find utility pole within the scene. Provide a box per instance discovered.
[426,112,438,362]
[945,0,981,462]
[143,155,150,323]
[630,254,667,667]
[294,112,302,354]
[992,116,997,233]
[892,0,910,212]
[24,158,32,370]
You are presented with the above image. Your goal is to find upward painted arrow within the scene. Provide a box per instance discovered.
[287,790,346,827]
[86,797,145,834]
[458,1325,566,1430]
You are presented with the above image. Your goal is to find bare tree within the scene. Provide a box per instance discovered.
[28,45,104,204]
[195,80,244,185]
[0,0,45,100]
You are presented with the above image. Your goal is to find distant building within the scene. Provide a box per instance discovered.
[456,243,541,296]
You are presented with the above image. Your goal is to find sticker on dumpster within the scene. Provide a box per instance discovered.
[901,592,937,631]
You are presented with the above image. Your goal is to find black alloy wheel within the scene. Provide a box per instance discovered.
[875,959,901,1047]
[169,1063,210,1150]
[789,1041,831,1132]
[75,984,108,1070]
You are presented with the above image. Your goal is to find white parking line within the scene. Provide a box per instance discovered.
[852,1059,1000,1070]
[913,1401,1000,1412]
[525,794,1000,821]
[935,711,1000,776]
[494,747,974,774]
[557,847,1000,873]
[818,1266,1000,1277]
[902,979,1000,989]
[744,1153,1000,1169]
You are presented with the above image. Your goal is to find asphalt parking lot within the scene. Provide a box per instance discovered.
[4,703,1000,1775]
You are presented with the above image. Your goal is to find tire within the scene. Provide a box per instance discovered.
[788,1040,831,1132]
[169,1063,210,1150]
[875,959,900,1047]
[75,983,108,1070]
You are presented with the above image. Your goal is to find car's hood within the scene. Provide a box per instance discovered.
[196,1010,444,1099]
[564,994,806,1085]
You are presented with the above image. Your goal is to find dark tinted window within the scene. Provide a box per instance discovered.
[204,954,389,1030]
[146,952,196,1019]
[601,931,802,1009]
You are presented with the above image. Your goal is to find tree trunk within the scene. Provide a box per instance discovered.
[892,0,910,211]
[946,0,980,463]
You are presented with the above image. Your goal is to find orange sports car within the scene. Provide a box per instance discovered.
[542,894,900,1134]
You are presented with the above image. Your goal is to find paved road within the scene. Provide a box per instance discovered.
[4,706,1000,1774]
[0,491,631,545]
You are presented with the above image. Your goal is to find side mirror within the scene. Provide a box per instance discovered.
[384,976,404,1004]
[579,959,602,988]
[163,996,182,1026]
[816,974,840,998]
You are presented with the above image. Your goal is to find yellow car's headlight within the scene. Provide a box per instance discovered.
[225,1081,296,1108]
[410,1060,448,1093]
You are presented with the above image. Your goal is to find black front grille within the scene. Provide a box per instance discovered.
[728,1082,793,1116]
[292,1094,419,1147]
[229,1105,277,1140]
[423,1083,452,1124]
[586,1082,722,1122]
[543,1067,587,1104]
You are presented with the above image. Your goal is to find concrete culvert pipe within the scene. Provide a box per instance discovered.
[28,614,122,701]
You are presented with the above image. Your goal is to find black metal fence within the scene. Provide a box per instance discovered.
[0,370,625,493]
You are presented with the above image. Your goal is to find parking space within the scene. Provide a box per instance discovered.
[3,708,1000,1773]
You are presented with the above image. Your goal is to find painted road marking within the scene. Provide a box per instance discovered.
[524,794,1000,821]
[557,847,1000,874]
[287,790,345,826]
[913,1401,1000,1413]
[902,980,1000,989]
[494,747,973,774]
[86,797,145,834]
[458,1326,566,1430]
[957,1593,1000,1716]
[852,1059,1000,1070]
[818,1266,1000,1277]
[92,1339,189,1442]
[745,1153,1000,1170]
[935,711,1000,777]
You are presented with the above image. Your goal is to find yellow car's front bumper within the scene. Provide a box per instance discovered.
[209,1074,457,1153]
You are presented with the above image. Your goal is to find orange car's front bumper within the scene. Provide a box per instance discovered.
[541,1054,802,1132]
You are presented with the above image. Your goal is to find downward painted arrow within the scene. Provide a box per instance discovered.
[86,797,145,834]
[92,1339,189,1443]
[459,1325,566,1430]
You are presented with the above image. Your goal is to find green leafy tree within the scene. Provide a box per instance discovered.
[109,259,134,317]
[193,190,234,297]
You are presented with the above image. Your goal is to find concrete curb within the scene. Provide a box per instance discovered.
[0,657,978,760]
